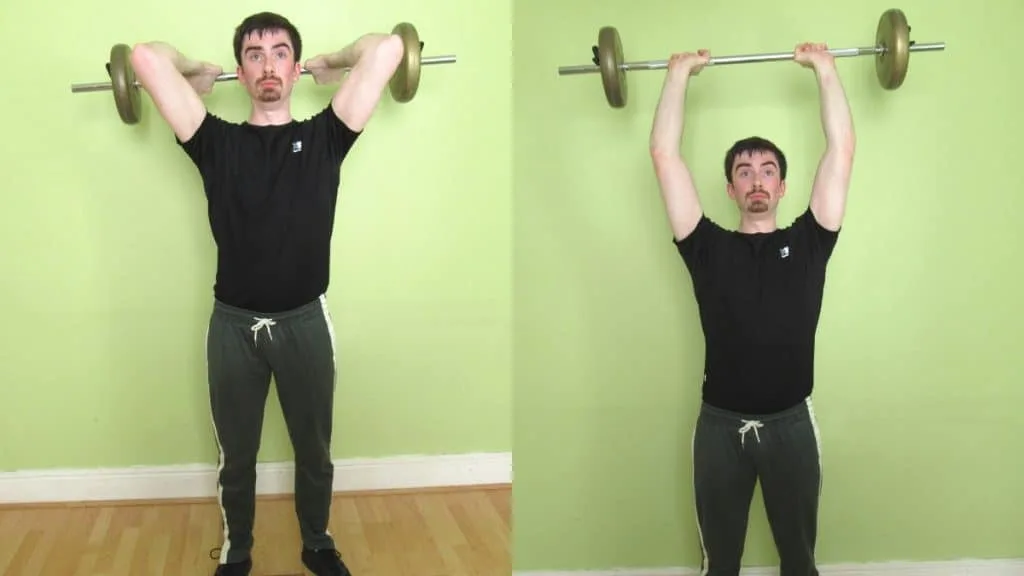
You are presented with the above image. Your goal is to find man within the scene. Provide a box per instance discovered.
[649,43,855,575]
[129,12,406,576]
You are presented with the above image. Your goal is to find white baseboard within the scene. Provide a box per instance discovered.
[0,451,512,505]
[512,559,1024,576]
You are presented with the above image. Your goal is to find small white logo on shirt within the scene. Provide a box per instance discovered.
[292,140,303,153]
[779,246,790,258]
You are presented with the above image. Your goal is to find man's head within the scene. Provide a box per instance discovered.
[232,12,303,106]
[724,137,788,219]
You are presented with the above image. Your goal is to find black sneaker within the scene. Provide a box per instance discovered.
[209,548,252,576]
[301,547,352,576]
[213,558,252,575]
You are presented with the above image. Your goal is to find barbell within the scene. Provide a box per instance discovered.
[558,8,945,108]
[69,22,456,124]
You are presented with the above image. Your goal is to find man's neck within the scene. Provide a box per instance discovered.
[247,102,293,126]
[738,213,777,234]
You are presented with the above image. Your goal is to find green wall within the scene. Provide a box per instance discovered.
[512,0,1023,572]
[0,0,511,470]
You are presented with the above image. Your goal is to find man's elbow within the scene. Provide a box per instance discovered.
[649,144,676,162]
[841,133,856,156]
[130,44,156,78]
[832,126,856,156]
[649,147,682,175]
[129,43,176,88]
[366,34,405,76]
[840,140,856,169]
[825,137,855,173]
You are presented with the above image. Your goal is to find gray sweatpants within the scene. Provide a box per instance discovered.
[692,398,823,576]
[205,295,338,564]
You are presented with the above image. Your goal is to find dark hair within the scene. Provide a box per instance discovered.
[724,136,787,183]
[233,12,302,65]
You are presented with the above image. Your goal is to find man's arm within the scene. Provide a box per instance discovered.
[649,51,709,242]
[800,44,856,232]
[305,33,405,132]
[129,42,218,142]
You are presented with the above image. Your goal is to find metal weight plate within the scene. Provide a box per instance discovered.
[875,8,910,90]
[390,22,421,103]
[597,26,626,108]
[108,43,141,124]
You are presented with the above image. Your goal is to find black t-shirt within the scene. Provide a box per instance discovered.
[177,105,360,313]
[675,207,840,415]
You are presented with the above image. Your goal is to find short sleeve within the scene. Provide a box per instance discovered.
[791,207,840,263]
[175,112,234,175]
[674,215,725,275]
[174,111,234,199]
[307,105,362,166]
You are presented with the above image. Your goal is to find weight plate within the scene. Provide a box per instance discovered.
[109,43,141,124]
[598,26,626,108]
[390,22,421,103]
[875,8,910,90]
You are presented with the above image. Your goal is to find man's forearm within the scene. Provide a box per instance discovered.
[815,65,854,149]
[321,33,398,69]
[650,76,690,153]
[135,42,205,76]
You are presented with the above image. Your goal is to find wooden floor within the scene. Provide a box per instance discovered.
[0,484,510,576]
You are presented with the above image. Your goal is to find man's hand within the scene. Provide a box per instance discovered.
[303,54,348,85]
[793,42,835,71]
[184,62,224,95]
[667,49,710,80]
[303,35,392,86]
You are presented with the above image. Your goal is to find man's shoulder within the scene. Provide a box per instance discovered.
[199,110,243,129]
[293,105,336,127]
[778,207,840,244]
[782,206,839,232]
[186,111,245,141]
[294,105,363,136]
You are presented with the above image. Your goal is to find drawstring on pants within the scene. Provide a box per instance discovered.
[738,419,763,447]
[250,317,277,345]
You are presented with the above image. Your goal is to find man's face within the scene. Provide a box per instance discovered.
[727,150,786,215]
[237,29,301,104]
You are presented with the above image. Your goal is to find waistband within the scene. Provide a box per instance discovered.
[699,397,812,424]
[213,294,327,324]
